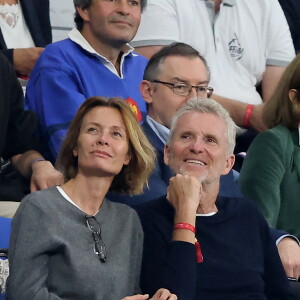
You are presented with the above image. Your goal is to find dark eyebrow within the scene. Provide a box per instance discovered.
[170,77,209,85]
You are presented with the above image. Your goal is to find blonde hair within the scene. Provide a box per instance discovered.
[263,54,300,129]
[56,97,156,195]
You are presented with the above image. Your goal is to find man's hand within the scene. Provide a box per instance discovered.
[121,289,177,300]
[30,160,64,192]
[150,288,177,299]
[167,174,202,219]
[277,237,300,279]
[13,47,44,75]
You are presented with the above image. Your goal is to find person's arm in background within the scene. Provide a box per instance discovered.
[1,0,52,75]
[1,53,63,191]
[11,151,63,192]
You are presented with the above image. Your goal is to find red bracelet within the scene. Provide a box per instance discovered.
[195,238,203,263]
[243,104,254,128]
[174,223,196,233]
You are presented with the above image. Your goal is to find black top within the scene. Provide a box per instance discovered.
[0,53,40,159]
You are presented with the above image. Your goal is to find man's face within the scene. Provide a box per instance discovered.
[164,112,234,184]
[143,55,209,129]
[78,0,141,47]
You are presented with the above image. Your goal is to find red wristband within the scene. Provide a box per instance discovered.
[243,104,254,128]
[174,223,196,233]
[195,238,203,263]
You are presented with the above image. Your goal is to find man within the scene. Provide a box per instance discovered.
[136,98,296,299]
[0,53,63,217]
[25,0,148,161]
[108,42,241,205]
[131,0,295,152]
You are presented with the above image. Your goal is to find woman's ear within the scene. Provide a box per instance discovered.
[288,89,298,104]
[73,147,78,157]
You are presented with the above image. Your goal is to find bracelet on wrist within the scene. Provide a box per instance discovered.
[174,222,196,233]
[174,223,203,263]
[243,104,254,128]
[31,158,46,167]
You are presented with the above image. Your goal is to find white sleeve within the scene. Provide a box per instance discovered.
[266,0,295,66]
[132,0,179,47]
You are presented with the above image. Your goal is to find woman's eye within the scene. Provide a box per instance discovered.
[87,127,98,134]
[113,131,122,137]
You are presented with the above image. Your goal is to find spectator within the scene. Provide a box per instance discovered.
[131,0,295,152]
[6,97,176,300]
[136,98,294,300]
[0,0,52,75]
[25,0,148,162]
[108,42,242,205]
[239,54,300,278]
[278,0,300,53]
[0,52,62,218]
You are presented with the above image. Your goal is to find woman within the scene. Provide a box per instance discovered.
[6,97,176,300]
[239,54,300,240]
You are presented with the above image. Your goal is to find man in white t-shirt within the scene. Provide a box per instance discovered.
[131,0,295,151]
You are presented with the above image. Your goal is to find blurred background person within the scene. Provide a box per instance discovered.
[0,0,52,77]
[239,54,300,279]
[0,52,62,218]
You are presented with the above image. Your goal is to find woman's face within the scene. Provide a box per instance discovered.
[73,106,130,177]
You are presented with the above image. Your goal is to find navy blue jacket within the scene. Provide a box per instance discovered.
[0,0,52,64]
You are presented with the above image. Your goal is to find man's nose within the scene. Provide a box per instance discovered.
[190,137,204,153]
[116,0,130,14]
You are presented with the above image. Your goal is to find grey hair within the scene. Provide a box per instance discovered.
[169,98,237,154]
[73,0,147,31]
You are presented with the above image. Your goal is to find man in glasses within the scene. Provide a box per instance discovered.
[108,42,242,206]
[131,0,295,153]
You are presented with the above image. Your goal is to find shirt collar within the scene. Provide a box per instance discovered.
[146,115,170,145]
[68,28,134,78]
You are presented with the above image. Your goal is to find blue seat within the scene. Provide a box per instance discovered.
[0,217,11,299]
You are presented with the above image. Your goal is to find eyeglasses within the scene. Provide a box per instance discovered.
[85,215,106,263]
[152,80,214,98]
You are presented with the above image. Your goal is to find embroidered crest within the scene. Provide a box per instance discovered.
[228,33,244,61]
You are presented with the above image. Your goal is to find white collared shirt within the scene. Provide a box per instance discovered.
[146,115,170,145]
[68,28,134,78]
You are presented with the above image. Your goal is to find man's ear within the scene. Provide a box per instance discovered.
[140,80,154,105]
[164,144,171,166]
[220,154,235,176]
[76,6,90,23]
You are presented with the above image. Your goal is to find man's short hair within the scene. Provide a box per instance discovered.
[143,42,210,82]
[169,98,236,154]
[74,0,148,31]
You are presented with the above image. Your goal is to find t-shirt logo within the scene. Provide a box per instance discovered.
[228,33,244,61]
[125,97,142,122]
